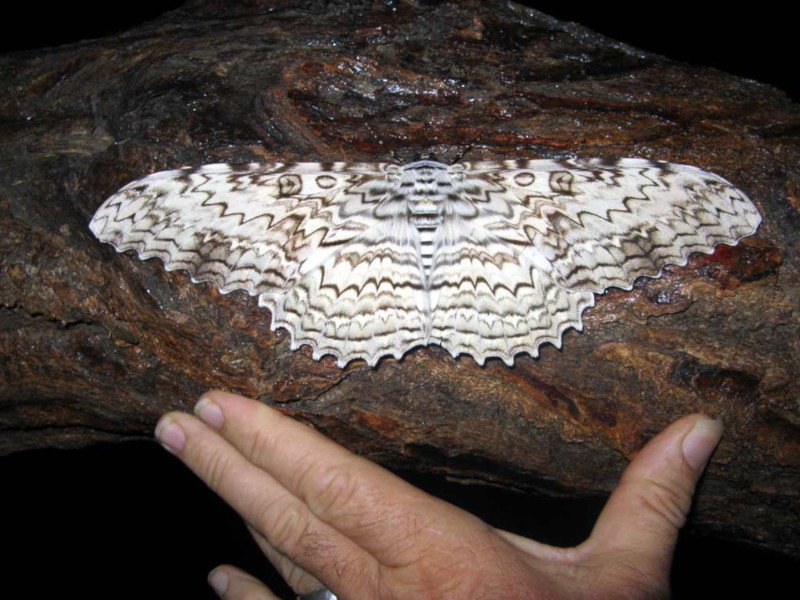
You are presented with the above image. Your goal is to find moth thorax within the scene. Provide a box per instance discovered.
[408,191,444,277]
[402,164,453,277]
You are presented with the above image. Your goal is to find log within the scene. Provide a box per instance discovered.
[0,0,797,559]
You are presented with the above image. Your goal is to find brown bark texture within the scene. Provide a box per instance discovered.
[0,0,797,555]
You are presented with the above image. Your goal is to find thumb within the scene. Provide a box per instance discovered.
[582,414,723,585]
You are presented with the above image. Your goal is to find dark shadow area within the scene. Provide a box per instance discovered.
[3,441,796,598]
[2,2,795,100]
[528,2,796,101]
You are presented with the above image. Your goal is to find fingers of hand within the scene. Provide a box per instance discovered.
[193,390,476,563]
[207,564,280,600]
[155,410,377,594]
[157,391,545,598]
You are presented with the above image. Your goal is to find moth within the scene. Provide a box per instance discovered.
[90,157,761,367]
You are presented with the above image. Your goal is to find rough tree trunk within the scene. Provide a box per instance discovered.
[0,0,797,556]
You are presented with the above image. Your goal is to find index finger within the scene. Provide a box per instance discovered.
[195,390,487,563]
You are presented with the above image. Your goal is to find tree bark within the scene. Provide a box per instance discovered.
[0,0,797,555]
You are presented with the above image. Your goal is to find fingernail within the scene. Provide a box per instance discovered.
[208,568,229,596]
[195,396,224,429]
[682,417,723,471]
[155,417,186,454]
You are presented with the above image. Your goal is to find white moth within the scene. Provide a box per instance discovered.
[90,157,761,367]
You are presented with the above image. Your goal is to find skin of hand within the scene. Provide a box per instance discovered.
[155,391,723,600]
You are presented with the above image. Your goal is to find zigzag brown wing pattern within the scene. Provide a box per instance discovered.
[90,161,429,366]
[91,157,761,367]
[460,158,762,294]
[261,214,429,367]
[427,210,595,366]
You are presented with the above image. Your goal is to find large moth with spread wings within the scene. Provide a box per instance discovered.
[90,157,761,367]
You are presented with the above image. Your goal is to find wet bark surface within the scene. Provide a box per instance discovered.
[0,0,797,555]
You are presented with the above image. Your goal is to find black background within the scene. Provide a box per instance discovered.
[1,1,796,100]
[2,1,796,597]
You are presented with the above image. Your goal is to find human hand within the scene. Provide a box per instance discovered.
[155,391,722,599]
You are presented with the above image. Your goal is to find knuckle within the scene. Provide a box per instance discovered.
[201,445,237,491]
[636,476,691,530]
[303,462,361,519]
[256,495,313,555]
[246,423,275,465]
